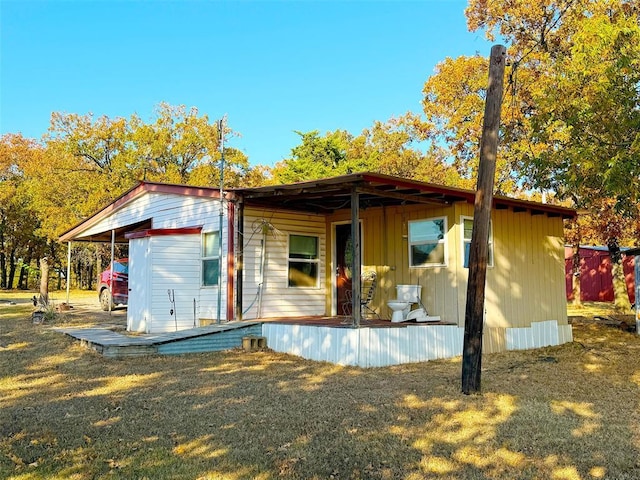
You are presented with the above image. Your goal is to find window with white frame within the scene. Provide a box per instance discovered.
[288,234,319,287]
[408,217,447,267]
[202,231,220,286]
[462,216,494,268]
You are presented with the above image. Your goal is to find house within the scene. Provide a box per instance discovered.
[564,246,635,303]
[60,173,576,366]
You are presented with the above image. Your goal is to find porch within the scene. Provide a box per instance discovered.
[56,314,463,366]
[262,317,463,367]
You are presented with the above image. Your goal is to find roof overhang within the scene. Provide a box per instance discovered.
[59,181,228,243]
[59,172,576,244]
[232,172,577,219]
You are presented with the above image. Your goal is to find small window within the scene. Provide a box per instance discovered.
[202,231,220,286]
[408,217,447,267]
[288,234,319,287]
[462,217,494,268]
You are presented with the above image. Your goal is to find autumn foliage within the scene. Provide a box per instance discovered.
[1,1,639,294]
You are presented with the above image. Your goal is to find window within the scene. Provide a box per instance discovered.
[202,231,220,286]
[288,234,319,287]
[408,217,447,267]
[462,217,494,268]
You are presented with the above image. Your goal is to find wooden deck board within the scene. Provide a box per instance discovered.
[55,317,456,359]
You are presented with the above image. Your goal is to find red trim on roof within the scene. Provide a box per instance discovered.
[125,227,203,239]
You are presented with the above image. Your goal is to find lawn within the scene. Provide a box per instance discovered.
[1,291,639,479]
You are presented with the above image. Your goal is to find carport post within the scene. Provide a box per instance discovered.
[636,254,640,335]
[109,229,115,314]
[66,242,71,305]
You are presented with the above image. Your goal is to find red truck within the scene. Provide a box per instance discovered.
[98,259,129,311]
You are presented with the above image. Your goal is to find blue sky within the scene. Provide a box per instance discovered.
[1,0,493,167]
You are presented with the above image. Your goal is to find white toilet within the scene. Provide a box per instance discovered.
[387,285,422,323]
[387,285,441,323]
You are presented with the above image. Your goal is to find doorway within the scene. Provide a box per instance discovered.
[334,222,361,316]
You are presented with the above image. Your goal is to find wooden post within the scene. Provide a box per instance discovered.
[351,188,361,328]
[462,44,507,395]
[236,200,244,321]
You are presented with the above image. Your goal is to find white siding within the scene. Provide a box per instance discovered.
[78,192,222,237]
[242,209,327,319]
[127,237,151,332]
[149,234,201,332]
[506,320,571,351]
[74,191,230,329]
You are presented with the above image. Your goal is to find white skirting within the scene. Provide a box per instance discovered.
[506,320,573,351]
[262,320,573,367]
[262,323,464,367]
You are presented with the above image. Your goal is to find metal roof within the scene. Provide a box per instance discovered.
[232,172,576,218]
[59,172,576,243]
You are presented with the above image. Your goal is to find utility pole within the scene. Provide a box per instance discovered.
[462,45,507,395]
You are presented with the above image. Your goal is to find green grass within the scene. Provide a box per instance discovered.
[1,293,639,479]
[567,301,624,318]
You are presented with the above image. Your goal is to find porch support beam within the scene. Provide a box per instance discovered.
[236,200,244,321]
[356,186,450,205]
[351,188,362,328]
[109,229,115,315]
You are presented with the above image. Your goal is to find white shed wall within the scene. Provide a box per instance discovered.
[127,237,151,332]
[76,192,231,330]
[149,234,202,332]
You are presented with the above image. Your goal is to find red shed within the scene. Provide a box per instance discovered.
[565,246,635,303]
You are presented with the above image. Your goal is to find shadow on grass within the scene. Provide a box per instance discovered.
[1,303,640,479]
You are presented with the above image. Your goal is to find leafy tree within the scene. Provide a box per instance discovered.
[409,0,639,309]
[0,134,48,289]
[270,130,366,183]
[271,122,464,186]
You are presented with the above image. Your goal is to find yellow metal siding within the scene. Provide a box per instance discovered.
[327,201,568,329]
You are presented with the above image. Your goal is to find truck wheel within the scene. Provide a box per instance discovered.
[100,289,113,311]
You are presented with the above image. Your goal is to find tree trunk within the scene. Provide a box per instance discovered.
[607,239,629,312]
[0,222,5,289]
[7,248,17,289]
[0,251,6,289]
[18,263,28,289]
[571,243,581,306]
[39,257,50,306]
[612,262,630,312]
[87,263,94,290]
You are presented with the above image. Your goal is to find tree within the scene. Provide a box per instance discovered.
[270,130,365,183]
[409,1,639,310]
[130,103,254,188]
[270,123,465,186]
[0,134,48,289]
